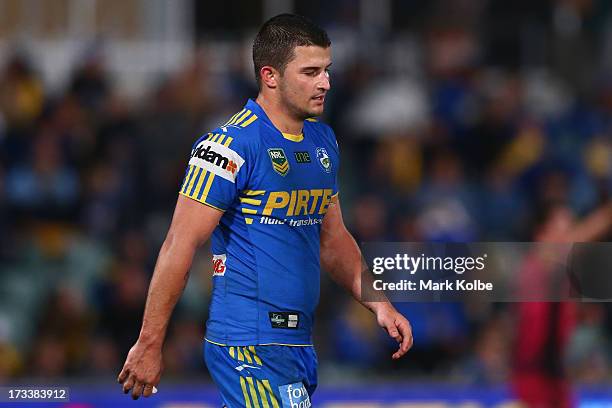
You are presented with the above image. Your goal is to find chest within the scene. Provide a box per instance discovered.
[242,131,336,219]
[251,135,336,192]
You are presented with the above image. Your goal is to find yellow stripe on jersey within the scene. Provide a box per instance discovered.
[233,110,252,126]
[281,132,304,142]
[257,380,271,408]
[241,208,258,215]
[199,172,215,202]
[223,112,238,127]
[191,134,233,204]
[193,169,208,198]
[240,114,258,128]
[229,109,247,125]
[305,117,318,122]
[185,166,202,194]
[180,165,195,193]
[203,133,232,146]
[237,347,245,362]
[227,109,246,126]
[262,380,280,408]
[245,218,254,224]
[229,347,235,359]
[184,167,206,200]
[181,133,235,209]
[247,377,261,408]
[240,377,253,408]
[249,346,263,365]
[244,190,266,196]
[179,175,225,212]
[188,198,224,212]
[239,197,262,205]
[238,197,261,205]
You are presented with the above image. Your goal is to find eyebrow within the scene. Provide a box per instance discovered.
[300,63,333,71]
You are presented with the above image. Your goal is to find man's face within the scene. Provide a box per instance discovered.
[277,45,331,119]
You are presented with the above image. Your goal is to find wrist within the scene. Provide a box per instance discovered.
[138,331,164,350]
[366,301,394,316]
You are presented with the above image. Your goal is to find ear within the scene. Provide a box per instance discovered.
[260,66,278,89]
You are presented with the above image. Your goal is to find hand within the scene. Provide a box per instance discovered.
[375,304,413,359]
[117,340,163,400]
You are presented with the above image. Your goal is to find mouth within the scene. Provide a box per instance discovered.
[312,95,325,103]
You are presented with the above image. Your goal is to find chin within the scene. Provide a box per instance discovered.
[307,106,324,117]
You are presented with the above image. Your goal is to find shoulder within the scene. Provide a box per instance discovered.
[305,118,336,138]
[191,109,263,154]
[305,118,339,151]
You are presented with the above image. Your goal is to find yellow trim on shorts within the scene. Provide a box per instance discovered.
[204,338,313,347]
[246,377,261,408]
[262,380,280,408]
[256,379,271,408]
[240,377,252,408]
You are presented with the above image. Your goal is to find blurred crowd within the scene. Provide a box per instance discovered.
[1,0,612,394]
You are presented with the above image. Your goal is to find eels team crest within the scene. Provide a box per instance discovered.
[316,147,332,173]
[268,148,290,176]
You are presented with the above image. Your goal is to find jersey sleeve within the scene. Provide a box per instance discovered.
[179,132,251,211]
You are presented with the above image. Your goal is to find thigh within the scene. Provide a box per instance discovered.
[254,345,318,406]
[204,342,318,408]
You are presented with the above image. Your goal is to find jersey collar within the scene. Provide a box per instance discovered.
[245,99,305,143]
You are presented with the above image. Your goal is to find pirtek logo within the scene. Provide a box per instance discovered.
[192,144,237,174]
[262,189,334,217]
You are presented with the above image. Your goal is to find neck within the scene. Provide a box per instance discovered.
[255,93,303,135]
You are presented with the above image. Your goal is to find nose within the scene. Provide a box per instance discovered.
[318,72,331,91]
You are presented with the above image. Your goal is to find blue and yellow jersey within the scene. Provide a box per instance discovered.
[179,99,339,346]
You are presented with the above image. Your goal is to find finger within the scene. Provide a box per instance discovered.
[132,381,144,400]
[117,367,129,384]
[122,374,135,394]
[391,321,413,359]
[398,321,413,352]
[386,324,402,342]
[143,384,154,398]
[392,338,409,359]
[393,336,412,359]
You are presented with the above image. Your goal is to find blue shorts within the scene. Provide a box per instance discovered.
[204,340,318,408]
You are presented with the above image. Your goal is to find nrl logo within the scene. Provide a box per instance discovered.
[268,148,289,176]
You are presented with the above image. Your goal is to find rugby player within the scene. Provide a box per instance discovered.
[118,13,413,407]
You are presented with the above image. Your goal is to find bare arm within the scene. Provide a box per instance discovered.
[320,197,413,359]
[118,195,223,399]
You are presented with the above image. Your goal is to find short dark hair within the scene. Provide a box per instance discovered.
[253,14,331,88]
